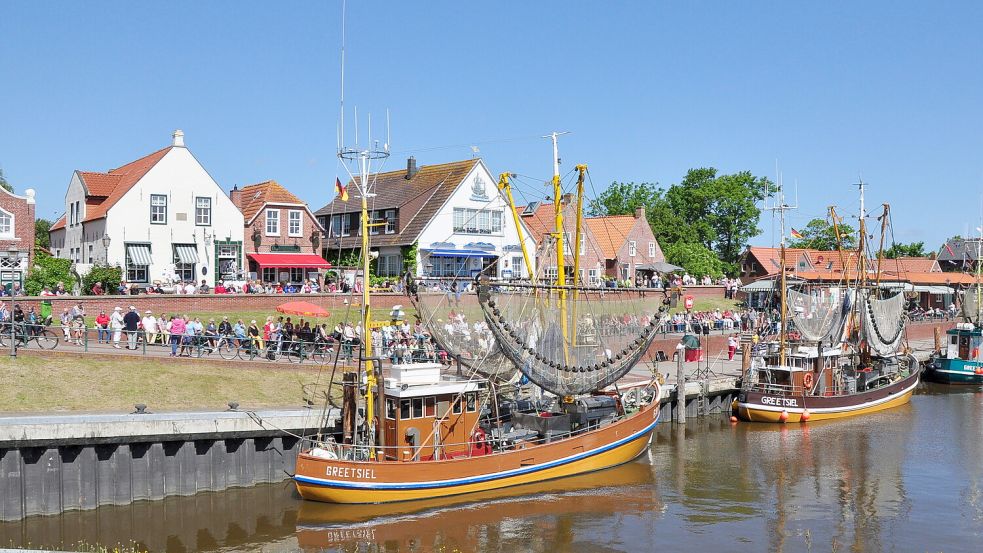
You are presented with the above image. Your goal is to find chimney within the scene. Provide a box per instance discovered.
[560,193,573,205]
[634,206,645,219]
[172,129,185,147]
[230,184,242,209]
[405,156,418,180]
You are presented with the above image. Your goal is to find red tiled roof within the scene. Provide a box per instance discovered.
[50,215,67,231]
[585,215,636,259]
[876,257,940,274]
[238,180,308,222]
[78,171,123,196]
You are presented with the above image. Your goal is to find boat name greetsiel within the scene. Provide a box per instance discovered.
[760,396,799,407]
[326,466,378,480]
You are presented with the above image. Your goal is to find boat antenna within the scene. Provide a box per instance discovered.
[337,0,346,152]
[765,172,796,367]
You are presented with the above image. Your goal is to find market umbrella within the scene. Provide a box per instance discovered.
[275,301,330,317]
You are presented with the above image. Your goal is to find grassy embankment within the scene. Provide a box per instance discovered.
[0,354,342,414]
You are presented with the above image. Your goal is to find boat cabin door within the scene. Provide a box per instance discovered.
[959,335,971,360]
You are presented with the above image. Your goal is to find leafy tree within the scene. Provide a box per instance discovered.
[788,218,858,250]
[883,241,926,259]
[664,242,723,278]
[24,251,73,295]
[35,218,52,250]
[82,264,123,295]
[587,181,662,217]
[0,168,12,193]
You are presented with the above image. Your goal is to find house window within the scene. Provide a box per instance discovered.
[289,267,305,283]
[76,201,81,225]
[88,244,93,263]
[172,244,198,281]
[0,208,12,237]
[628,241,637,257]
[69,203,75,227]
[452,208,503,234]
[385,209,397,234]
[329,215,341,237]
[125,243,150,283]
[378,254,403,277]
[195,197,212,226]
[265,209,280,235]
[648,242,655,257]
[369,211,381,236]
[341,214,353,236]
[589,268,600,285]
[288,210,303,237]
[580,233,586,255]
[262,267,277,282]
[544,267,558,282]
[512,255,524,277]
[150,194,167,224]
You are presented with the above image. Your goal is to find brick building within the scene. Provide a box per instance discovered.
[0,186,37,288]
[519,198,664,284]
[230,180,329,284]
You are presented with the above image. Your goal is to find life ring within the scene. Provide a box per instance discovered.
[803,373,815,389]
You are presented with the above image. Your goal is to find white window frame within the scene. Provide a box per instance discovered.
[580,233,586,255]
[265,209,280,236]
[150,194,167,224]
[452,207,503,235]
[341,214,352,237]
[195,197,212,226]
[288,209,303,237]
[648,242,655,257]
[628,241,637,257]
[369,211,381,236]
[0,207,13,237]
[385,209,397,234]
[588,268,600,285]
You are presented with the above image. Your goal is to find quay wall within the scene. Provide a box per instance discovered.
[0,409,339,522]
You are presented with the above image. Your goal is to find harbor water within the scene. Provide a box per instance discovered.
[2,384,981,552]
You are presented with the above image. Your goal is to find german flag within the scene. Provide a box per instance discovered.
[335,177,348,202]
[790,228,803,239]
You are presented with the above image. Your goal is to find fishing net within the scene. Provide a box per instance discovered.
[962,284,982,325]
[413,287,517,381]
[788,287,846,344]
[861,291,906,356]
[478,282,667,396]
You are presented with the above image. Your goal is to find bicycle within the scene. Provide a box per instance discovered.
[0,322,59,350]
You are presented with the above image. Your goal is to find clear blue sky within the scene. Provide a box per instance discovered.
[2,1,982,250]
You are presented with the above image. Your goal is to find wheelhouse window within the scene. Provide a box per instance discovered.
[150,194,167,224]
[288,210,302,237]
[412,398,424,418]
[265,209,280,236]
[400,399,411,419]
[195,197,212,226]
[466,392,476,412]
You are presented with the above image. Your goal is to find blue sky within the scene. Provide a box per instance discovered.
[2,1,981,250]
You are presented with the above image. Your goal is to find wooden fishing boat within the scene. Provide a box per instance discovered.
[294,133,665,504]
[925,235,983,385]
[736,183,920,422]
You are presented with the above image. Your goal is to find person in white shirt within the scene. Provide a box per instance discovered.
[184,281,197,295]
[142,310,158,345]
[110,306,125,349]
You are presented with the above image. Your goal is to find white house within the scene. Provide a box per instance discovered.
[315,158,537,279]
[49,130,245,286]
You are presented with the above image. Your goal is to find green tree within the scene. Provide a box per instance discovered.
[788,218,858,250]
[883,241,926,258]
[664,241,723,278]
[0,168,12,193]
[82,264,123,295]
[35,218,52,250]
[24,251,73,295]
[587,181,662,217]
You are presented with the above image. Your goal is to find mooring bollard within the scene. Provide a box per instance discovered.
[675,343,686,424]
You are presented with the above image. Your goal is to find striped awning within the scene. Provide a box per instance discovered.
[175,245,199,264]
[126,244,152,266]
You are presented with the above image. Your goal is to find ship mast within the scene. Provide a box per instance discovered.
[547,131,571,362]
[767,176,795,367]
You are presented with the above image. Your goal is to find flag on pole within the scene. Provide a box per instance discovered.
[944,241,955,257]
[335,177,348,202]
[790,228,803,239]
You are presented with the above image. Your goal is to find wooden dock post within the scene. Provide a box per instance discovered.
[934,326,942,353]
[675,344,686,424]
[741,343,751,372]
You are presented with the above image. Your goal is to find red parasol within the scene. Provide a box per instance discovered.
[275,301,330,317]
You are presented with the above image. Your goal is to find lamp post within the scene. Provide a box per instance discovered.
[102,234,111,263]
[7,246,27,358]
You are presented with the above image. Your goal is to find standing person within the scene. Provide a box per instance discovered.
[110,306,125,349]
[142,310,158,345]
[168,315,186,357]
[727,334,738,361]
[95,310,110,343]
[123,306,141,350]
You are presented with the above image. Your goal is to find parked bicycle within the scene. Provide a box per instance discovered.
[0,322,59,350]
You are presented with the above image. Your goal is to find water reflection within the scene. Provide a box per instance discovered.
[2,389,982,552]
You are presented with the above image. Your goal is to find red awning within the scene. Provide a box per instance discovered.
[248,253,332,269]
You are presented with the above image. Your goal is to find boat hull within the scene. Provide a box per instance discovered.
[736,370,920,423]
[294,399,660,504]
[924,357,983,385]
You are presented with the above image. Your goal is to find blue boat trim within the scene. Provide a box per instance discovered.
[295,412,661,491]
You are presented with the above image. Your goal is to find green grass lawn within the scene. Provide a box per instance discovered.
[0,354,344,413]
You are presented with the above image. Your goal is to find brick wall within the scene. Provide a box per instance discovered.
[0,188,36,267]
[246,206,320,255]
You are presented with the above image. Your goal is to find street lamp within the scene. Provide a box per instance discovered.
[102,235,111,263]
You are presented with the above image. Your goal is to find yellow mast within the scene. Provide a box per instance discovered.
[358,169,379,460]
[497,172,535,282]
[548,132,570,363]
[570,165,587,346]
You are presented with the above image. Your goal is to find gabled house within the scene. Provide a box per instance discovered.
[314,157,537,279]
[0,187,37,288]
[937,238,982,272]
[519,199,664,284]
[231,180,330,283]
[48,131,244,286]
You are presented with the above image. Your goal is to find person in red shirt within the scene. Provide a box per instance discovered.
[91,282,104,296]
[95,310,110,343]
